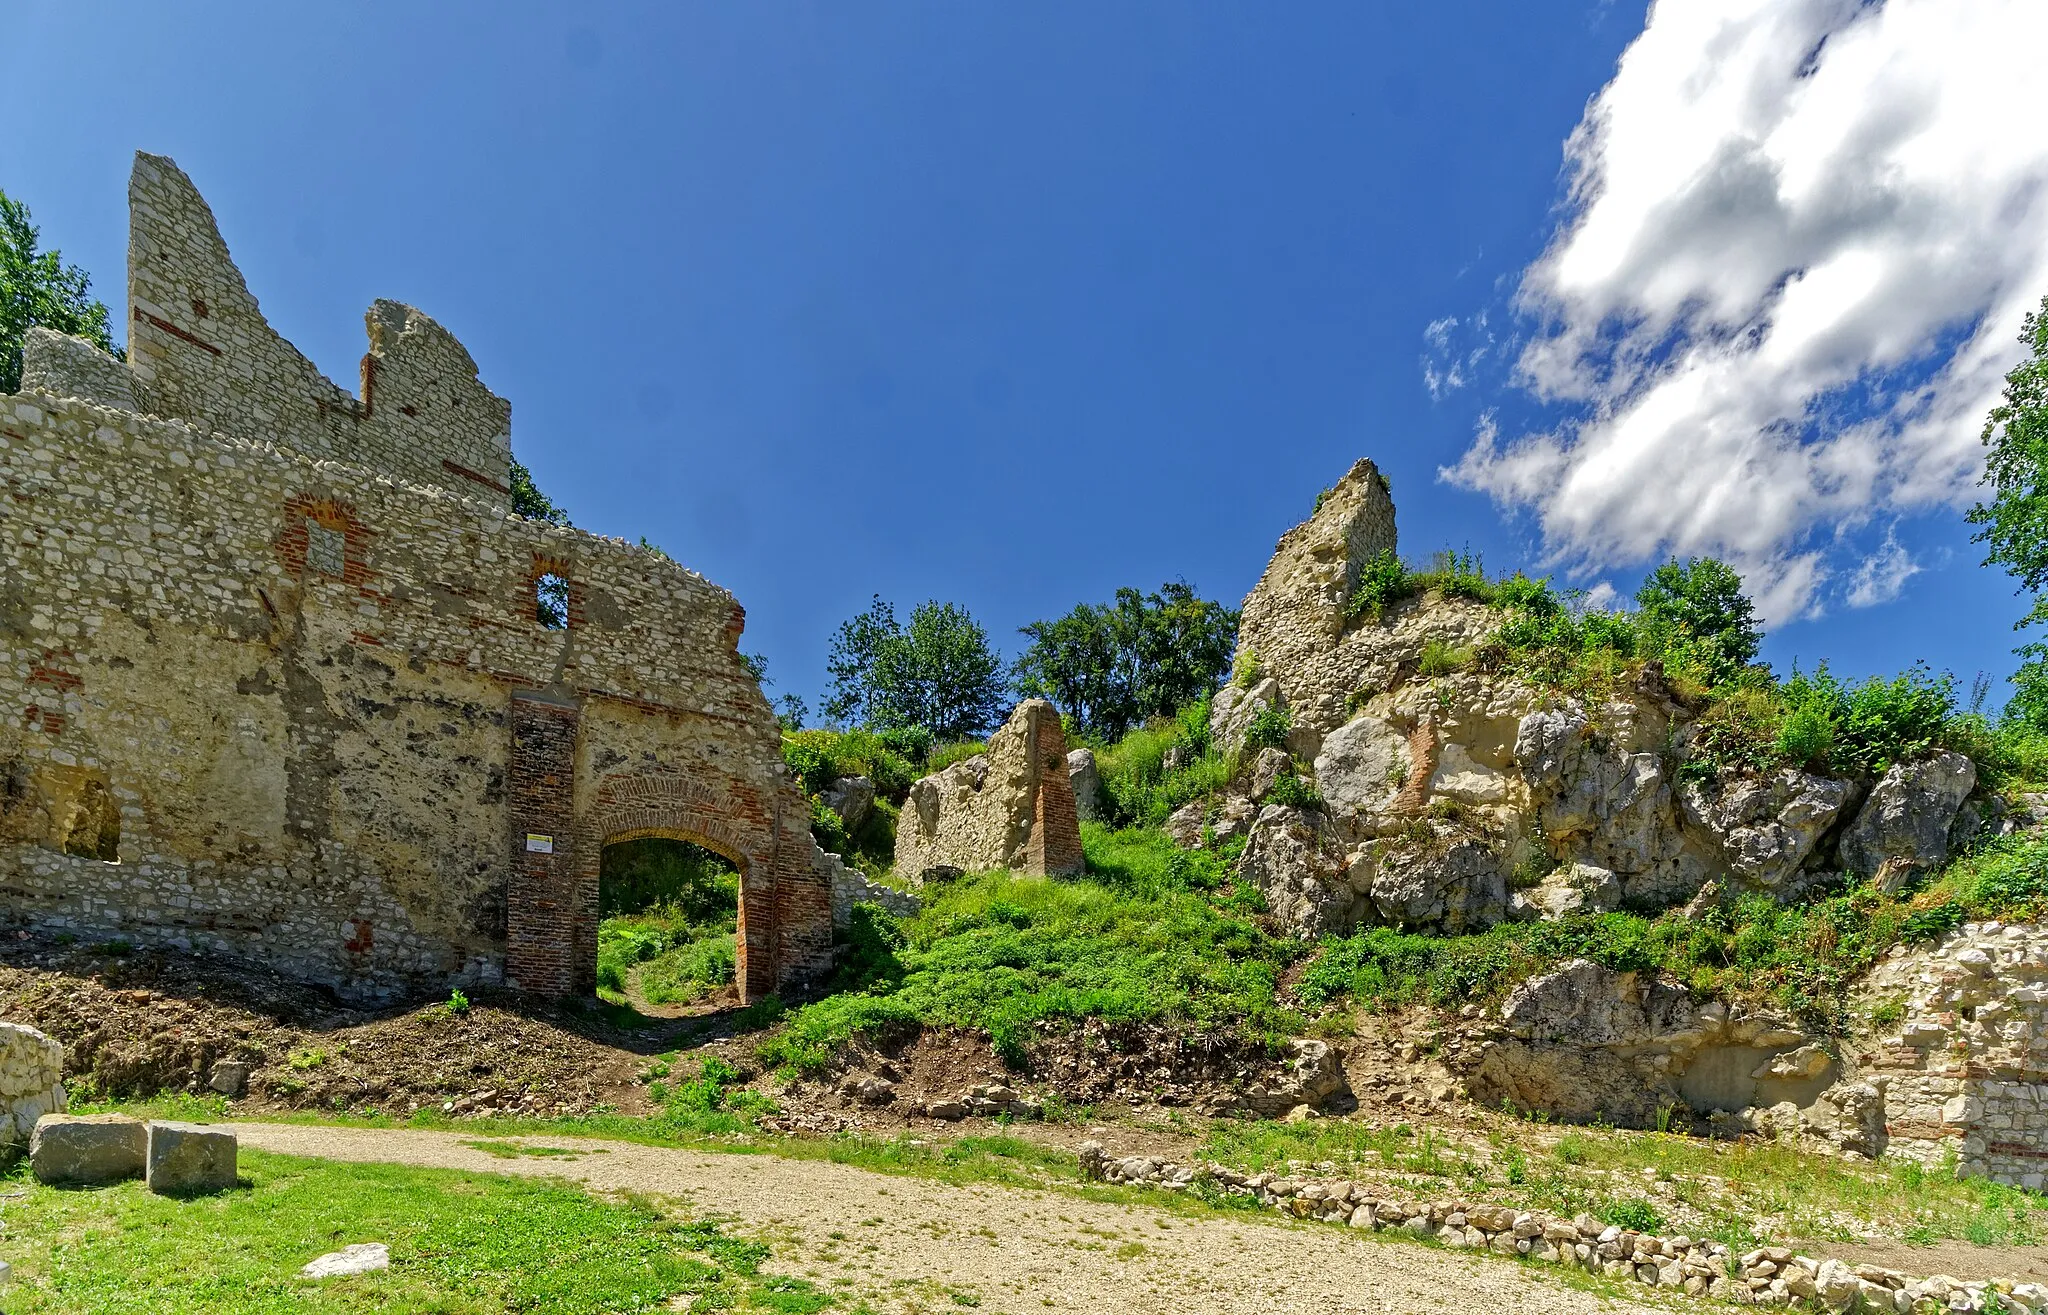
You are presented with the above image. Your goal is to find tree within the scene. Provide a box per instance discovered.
[824,596,1008,740]
[510,457,570,525]
[1969,295,2048,728]
[0,189,119,394]
[1014,581,1239,739]
[1633,557,1761,687]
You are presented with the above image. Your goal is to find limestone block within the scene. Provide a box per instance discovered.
[30,1113,147,1184]
[302,1243,390,1278]
[145,1121,238,1195]
[1841,752,1977,877]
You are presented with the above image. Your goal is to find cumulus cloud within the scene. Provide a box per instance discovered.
[1845,526,1922,608]
[1444,0,2048,622]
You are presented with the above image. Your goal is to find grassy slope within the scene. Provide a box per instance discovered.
[761,823,1298,1073]
[0,1149,829,1315]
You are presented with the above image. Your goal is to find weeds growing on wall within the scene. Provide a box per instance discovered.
[757,823,1299,1074]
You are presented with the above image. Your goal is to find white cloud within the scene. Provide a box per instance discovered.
[1845,527,1922,608]
[1421,312,1496,401]
[1444,0,2048,622]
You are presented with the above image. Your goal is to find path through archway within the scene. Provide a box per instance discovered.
[595,834,742,1014]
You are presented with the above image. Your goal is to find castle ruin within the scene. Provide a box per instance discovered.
[0,152,834,1002]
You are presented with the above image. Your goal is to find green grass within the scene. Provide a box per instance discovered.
[596,909,737,1006]
[0,1149,822,1313]
[758,823,1298,1073]
[1296,831,2048,1033]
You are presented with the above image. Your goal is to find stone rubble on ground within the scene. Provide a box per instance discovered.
[1078,1142,2047,1312]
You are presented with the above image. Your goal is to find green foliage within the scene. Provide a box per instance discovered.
[1241,705,1292,753]
[0,189,119,395]
[1231,647,1263,689]
[1013,581,1239,740]
[1599,1198,1665,1233]
[1344,550,1416,622]
[1409,548,1495,603]
[1775,662,1959,775]
[1095,697,1231,826]
[444,989,471,1016]
[1970,295,2048,726]
[927,740,990,773]
[509,457,570,526]
[824,595,1009,740]
[1297,832,2048,1032]
[599,838,740,923]
[780,728,916,800]
[1415,638,1472,677]
[759,825,1298,1073]
[597,838,741,1005]
[0,1148,793,1312]
[1634,557,1762,687]
[1261,769,1322,810]
[808,797,848,852]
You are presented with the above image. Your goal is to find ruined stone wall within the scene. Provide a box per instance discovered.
[1850,924,2048,1187]
[895,700,1084,881]
[0,388,827,1000]
[124,154,513,510]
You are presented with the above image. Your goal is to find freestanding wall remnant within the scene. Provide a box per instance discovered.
[894,699,1085,881]
[0,153,833,1002]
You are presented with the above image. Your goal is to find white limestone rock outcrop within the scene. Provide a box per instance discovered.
[1840,751,1977,878]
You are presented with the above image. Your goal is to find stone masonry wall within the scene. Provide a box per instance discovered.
[0,155,830,1002]
[1850,923,2048,1187]
[125,154,513,509]
[895,699,1085,881]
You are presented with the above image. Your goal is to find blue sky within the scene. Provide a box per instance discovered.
[6,2,2037,719]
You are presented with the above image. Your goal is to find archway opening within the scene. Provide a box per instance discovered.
[595,835,741,1010]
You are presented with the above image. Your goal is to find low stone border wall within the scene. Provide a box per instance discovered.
[1079,1144,2041,1313]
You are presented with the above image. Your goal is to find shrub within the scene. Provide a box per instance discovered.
[782,728,918,800]
[1634,557,1761,687]
[809,797,848,852]
[927,740,990,773]
[1600,1199,1665,1233]
[1345,550,1415,622]
[1263,769,1323,810]
[1411,548,1494,604]
[1242,706,1292,753]
[1416,639,1472,678]
[1232,647,1263,689]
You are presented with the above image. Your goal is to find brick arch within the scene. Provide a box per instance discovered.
[574,772,780,1000]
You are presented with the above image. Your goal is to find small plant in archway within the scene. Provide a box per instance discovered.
[596,837,742,1008]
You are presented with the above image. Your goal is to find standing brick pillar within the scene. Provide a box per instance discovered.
[1026,707,1084,877]
[505,693,582,995]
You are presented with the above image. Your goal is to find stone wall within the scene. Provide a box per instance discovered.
[0,154,831,1002]
[895,700,1084,880]
[124,154,513,510]
[1846,923,2048,1187]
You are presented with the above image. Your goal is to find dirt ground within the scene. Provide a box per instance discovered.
[233,1121,1665,1315]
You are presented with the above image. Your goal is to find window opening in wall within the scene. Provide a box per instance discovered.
[535,572,570,629]
[596,837,739,1012]
[63,776,121,863]
[306,520,346,578]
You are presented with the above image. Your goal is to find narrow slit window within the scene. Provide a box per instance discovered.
[536,572,570,629]
[307,520,346,577]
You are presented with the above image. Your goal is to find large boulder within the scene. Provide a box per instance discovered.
[145,1121,238,1195]
[895,700,1084,880]
[1515,706,1706,906]
[30,1113,145,1184]
[0,1022,66,1150]
[1680,769,1851,892]
[1361,835,1507,934]
[819,776,875,834]
[1066,748,1104,823]
[1314,714,1411,826]
[1235,805,1363,937]
[1512,861,1621,921]
[1840,752,1977,878]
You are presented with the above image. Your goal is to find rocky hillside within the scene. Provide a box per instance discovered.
[1192,457,2016,943]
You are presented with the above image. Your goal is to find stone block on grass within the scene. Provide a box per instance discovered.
[145,1121,237,1195]
[29,1113,146,1185]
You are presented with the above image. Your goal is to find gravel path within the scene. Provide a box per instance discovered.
[236,1122,1660,1314]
